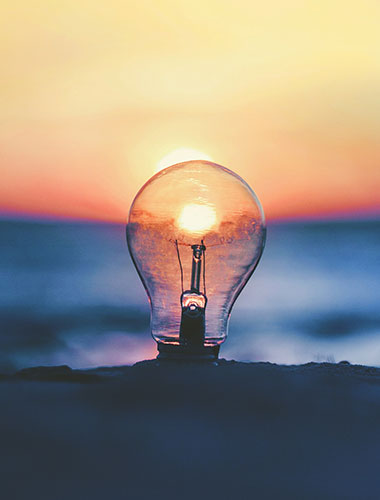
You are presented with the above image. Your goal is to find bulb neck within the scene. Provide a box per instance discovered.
[157,343,220,361]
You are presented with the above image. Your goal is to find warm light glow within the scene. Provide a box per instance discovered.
[156,148,212,172]
[1,1,379,221]
[178,203,217,233]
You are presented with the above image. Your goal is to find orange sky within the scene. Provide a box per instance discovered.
[1,0,379,222]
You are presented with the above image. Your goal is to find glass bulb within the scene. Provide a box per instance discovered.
[127,160,266,358]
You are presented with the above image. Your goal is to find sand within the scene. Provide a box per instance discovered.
[1,359,380,499]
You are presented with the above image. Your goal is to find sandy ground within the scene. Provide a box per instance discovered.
[1,359,380,499]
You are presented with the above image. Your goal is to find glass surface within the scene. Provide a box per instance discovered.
[127,161,266,346]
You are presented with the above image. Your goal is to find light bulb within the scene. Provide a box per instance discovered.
[127,160,266,359]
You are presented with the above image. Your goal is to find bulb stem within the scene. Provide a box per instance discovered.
[179,242,207,348]
[190,243,206,292]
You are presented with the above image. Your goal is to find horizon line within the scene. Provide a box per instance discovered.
[1,208,380,225]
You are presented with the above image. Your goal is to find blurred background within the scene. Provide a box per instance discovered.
[1,0,379,371]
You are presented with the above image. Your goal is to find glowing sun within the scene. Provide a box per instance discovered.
[178,203,217,233]
[156,148,212,172]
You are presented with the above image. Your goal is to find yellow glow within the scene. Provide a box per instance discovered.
[178,203,217,233]
[1,0,379,221]
[156,148,212,172]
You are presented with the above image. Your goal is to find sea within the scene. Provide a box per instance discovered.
[0,218,379,371]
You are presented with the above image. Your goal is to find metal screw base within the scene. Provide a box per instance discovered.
[157,343,220,361]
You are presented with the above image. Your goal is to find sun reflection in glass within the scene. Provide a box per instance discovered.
[178,203,217,233]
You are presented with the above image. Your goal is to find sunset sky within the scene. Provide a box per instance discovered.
[1,0,379,222]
